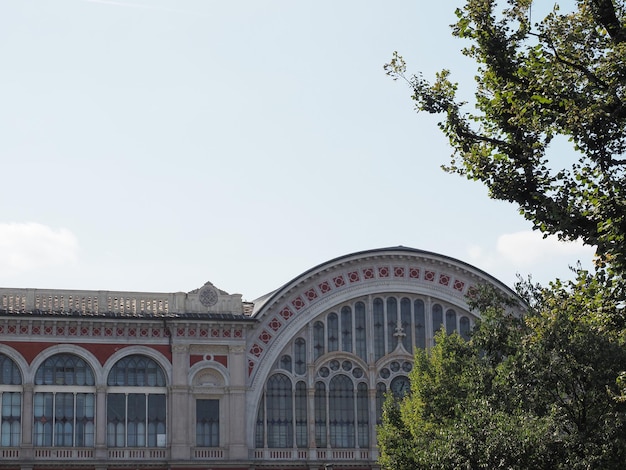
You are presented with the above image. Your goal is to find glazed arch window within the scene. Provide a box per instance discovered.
[33,353,95,447]
[106,355,167,448]
[0,353,22,447]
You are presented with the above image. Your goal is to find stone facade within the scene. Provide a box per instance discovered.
[0,247,519,470]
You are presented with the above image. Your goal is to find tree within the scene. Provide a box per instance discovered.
[385,0,626,274]
[378,276,626,469]
[379,1,626,467]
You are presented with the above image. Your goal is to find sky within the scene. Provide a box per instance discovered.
[0,0,594,301]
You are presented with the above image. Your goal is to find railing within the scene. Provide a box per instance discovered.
[193,447,225,459]
[33,448,94,459]
[0,287,245,316]
[108,448,168,459]
[0,448,19,459]
[252,448,371,461]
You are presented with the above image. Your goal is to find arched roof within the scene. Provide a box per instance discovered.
[246,246,519,384]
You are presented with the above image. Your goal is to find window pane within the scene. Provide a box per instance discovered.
[0,354,22,385]
[400,298,412,353]
[414,299,425,349]
[196,399,219,447]
[446,309,457,335]
[373,298,385,360]
[314,382,327,448]
[33,393,53,446]
[294,338,306,375]
[255,395,265,448]
[386,298,398,353]
[329,375,354,448]
[460,316,471,340]
[35,354,94,386]
[432,304,443,335]
[148,394,166,447]
[341,306,352,353]
[107,394,126,447]
[107,355,165,387]
[266,374,293,448]
[327,312,339,352]
[313,321,325,361]
[357,383,369,448]
[295,382,307,448]
[354,302,367,361]
[1,392,21,446]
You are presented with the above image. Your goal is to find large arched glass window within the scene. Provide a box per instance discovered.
[106,355,166,448]
[34,353,95,447]
[0,353,21,447]
[255,294,474,451]
[313,359,369,449]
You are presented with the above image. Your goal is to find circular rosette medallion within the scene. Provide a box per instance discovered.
[199,285,219,307]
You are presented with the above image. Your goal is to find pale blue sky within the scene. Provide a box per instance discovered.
[0,0,593,300]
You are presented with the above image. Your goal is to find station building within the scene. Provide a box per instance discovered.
[0,246,518,470]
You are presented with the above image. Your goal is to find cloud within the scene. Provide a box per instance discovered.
[496,231,594,266]
[467,230,596,285]
[0,223,79,277]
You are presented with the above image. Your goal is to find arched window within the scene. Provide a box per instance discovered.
[341,306,352,353]
[280,355,292,373]
[354,302,367,361]
[386,298,398,353]
[266,374,292,448]
[0,353,21,447]
[255,295,475,452]
[373,298,385,360]
[446,309,457,335]
[294,338,306,375]
[329,375,354,448]
[313,321,325,361]
[460,316,471,340]
[414,299,425,349]
[106,355,166,448]
[400,298,412,352]
[432,304,444,335]
[34,353,95,447]
[327,312,339,352]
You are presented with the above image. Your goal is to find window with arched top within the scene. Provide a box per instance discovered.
[432,304,444,335]
[446,309,457,335]
[33,353,95,447]
[460,316,471,340]
[255,295,474,451]
[106,355,167,448]
[0,353,21,447]
[266,374,293,448]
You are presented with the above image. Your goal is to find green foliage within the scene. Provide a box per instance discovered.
[378,275,626,469]
[385,0,626,274]
[380,3,626,467]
